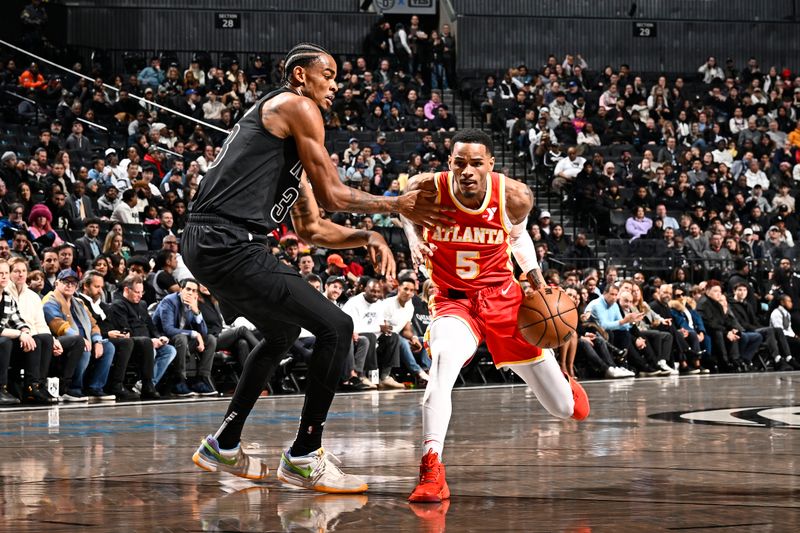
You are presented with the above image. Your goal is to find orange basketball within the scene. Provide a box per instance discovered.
[518,287,578,349]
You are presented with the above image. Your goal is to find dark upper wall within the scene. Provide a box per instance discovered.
[64,0,373,54]
[451,0,798,21]
[451,0,800,74]
[70,0,361,12]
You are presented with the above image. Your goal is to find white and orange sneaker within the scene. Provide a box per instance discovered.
[277,448,368,494]
[408,450,450,503]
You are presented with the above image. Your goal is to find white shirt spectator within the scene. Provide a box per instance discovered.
[110,201,138,224]
[711,148,734,166]
[770,304,795,337]
[382,295,414,333]
[553,155,586,180]
[342,293,383,334]
[744,167,770,190]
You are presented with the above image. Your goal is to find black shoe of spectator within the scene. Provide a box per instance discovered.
[787,357,800,370]
[280,377,297,394]
[23,382,51,404]
[0,384,20,405]
[140,385,161,400]
[775,360,794,372]
[109,386,140,402]
[340,376,372,392]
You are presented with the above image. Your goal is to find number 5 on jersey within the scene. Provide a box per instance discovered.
[456,251,480,279]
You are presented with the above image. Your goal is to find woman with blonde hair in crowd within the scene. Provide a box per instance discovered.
[630,283,679,375]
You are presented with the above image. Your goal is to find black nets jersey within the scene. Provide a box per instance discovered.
[189,88,303,233]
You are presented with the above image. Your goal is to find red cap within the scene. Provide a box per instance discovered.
[327,254,347,269]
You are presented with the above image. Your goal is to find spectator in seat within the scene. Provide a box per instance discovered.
[77,270,139,400]
[770,294,800,367]
[107,274,175,396]
[551,146,585,195]
[342,278,403,390]
[110,189,139,224]
[729,283,798,371]
[383,276,430,383]
[0,259,51,404]
[28,203,63,249]
[74,217,102,270]
[153,278,217,396]
[324,276,374,392]
[703,233,733,276]
[696,280,760,372]
[625,206,652,240]
[43,269,115,401]
[153,249,180,300]
[149,209,175,250]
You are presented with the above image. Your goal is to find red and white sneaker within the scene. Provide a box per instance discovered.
[408,450,450,503]
[565,373,590,421]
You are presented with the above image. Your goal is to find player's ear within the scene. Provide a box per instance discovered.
[293,65,306,86]
[488,155,495,170]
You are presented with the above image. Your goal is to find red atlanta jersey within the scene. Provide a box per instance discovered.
[423,171,514,292]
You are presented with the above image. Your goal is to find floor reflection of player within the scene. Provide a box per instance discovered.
[401,129,590,503]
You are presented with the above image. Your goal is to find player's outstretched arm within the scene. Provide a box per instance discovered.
[399,173,439,268]
[290,173,396,278]
[283,97,453,229]
[504,176,546,290]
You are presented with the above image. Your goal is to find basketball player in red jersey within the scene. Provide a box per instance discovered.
[401,129,590,503]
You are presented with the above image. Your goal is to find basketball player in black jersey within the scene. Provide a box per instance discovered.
[185,43,448,493]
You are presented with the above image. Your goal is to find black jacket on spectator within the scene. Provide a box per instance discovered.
[107,295,160,338]
[728,298,761,332]
[697,296,743,334]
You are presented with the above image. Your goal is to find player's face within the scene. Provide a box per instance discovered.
[449,142,495,199]
[302,54,338,110]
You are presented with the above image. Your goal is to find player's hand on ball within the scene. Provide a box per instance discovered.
[398,189,456,229]
[367,232,396,279]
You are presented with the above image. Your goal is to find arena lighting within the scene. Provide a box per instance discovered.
[0,38,231,135]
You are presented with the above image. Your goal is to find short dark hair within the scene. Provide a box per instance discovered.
[179,278,198,289]
[303,273,322,284]
[451,128,494,156]
[282,42,331,83]
[84,217,101,226]
[81,269,104,287]
[398,276,416,286]
[127,255,151,273]
[122,189,137,202]
[733,282,749,291]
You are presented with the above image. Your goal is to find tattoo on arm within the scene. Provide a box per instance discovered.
[345,187,395,214]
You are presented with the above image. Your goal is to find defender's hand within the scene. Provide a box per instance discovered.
[366,232,396,279]
[397,190,455,229]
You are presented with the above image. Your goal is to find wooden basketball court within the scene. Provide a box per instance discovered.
[1,372,798,532]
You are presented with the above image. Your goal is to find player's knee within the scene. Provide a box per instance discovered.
[313,313,352,344]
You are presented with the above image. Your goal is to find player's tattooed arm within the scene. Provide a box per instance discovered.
[284,95,452,229]
[290,174,396,277]
[400,173,440,268]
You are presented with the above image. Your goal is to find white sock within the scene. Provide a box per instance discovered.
[422,318,478,459]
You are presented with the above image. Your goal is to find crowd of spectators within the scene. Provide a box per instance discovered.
[2,5,800,405]
[0,11,463,405]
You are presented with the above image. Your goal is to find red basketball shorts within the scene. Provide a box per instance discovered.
[428,278,545,367]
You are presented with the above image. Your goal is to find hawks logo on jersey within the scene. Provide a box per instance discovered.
[424,171,514,292]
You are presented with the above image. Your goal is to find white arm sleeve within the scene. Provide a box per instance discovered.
[509,217,540,273]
